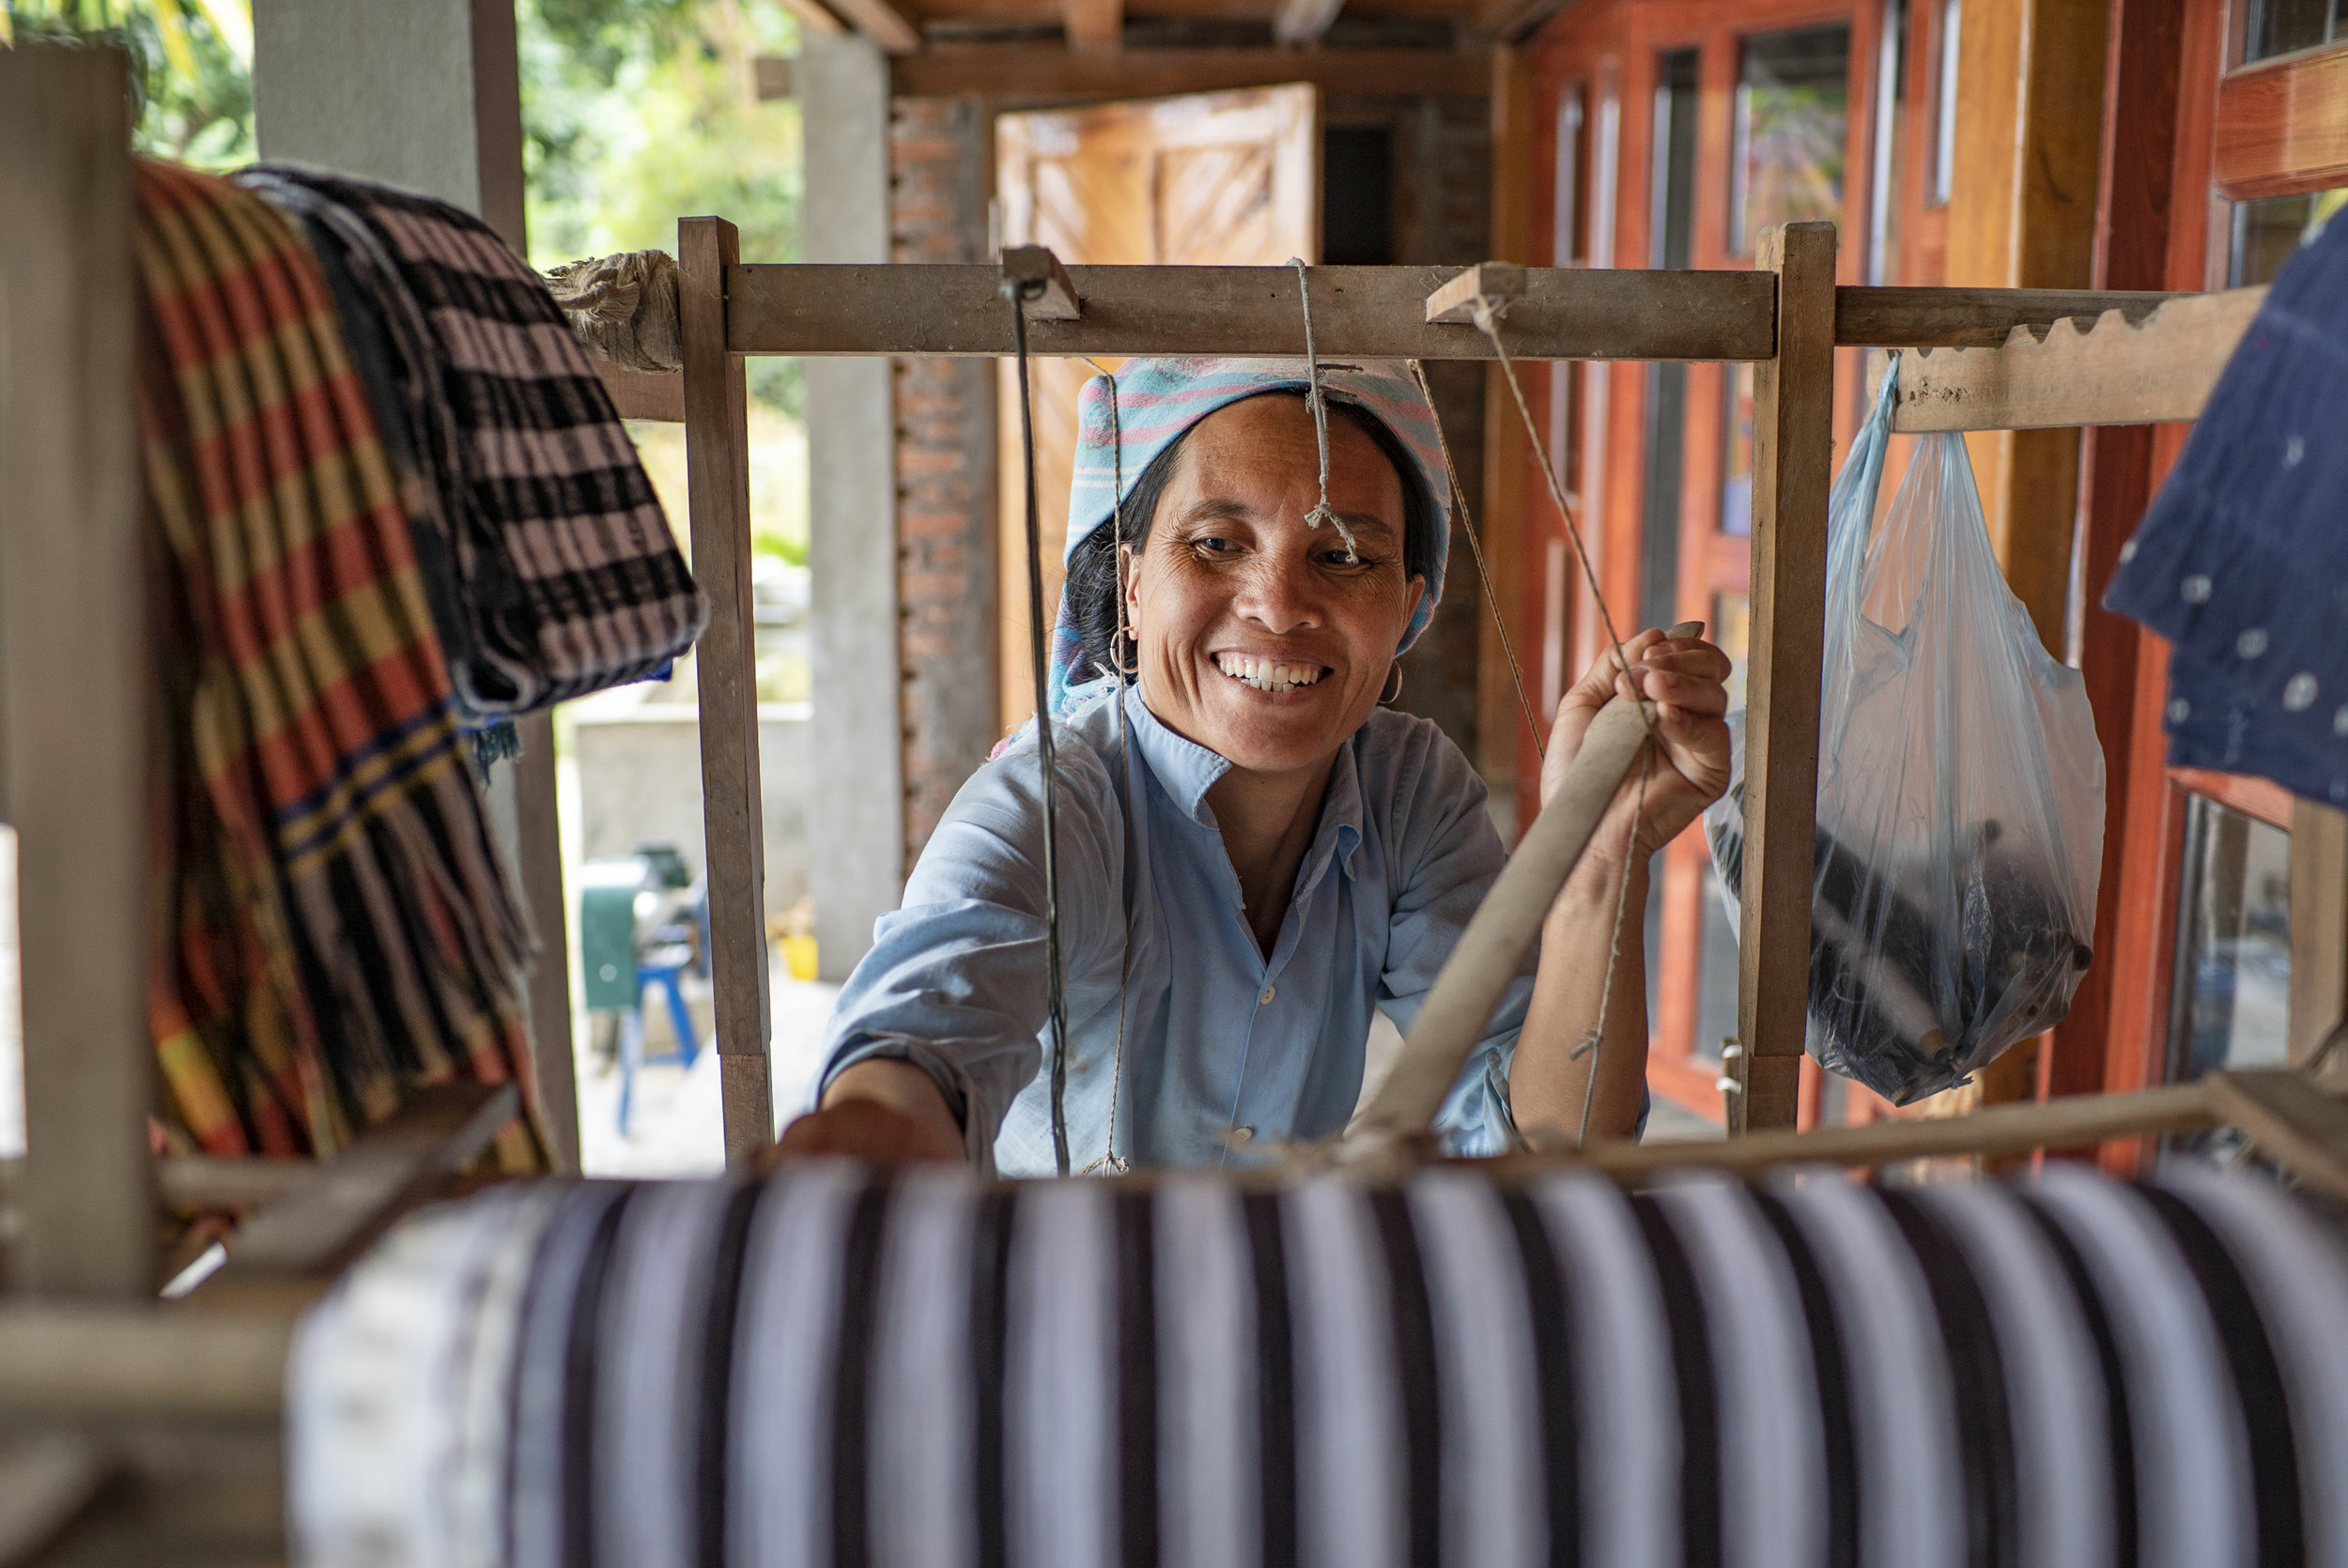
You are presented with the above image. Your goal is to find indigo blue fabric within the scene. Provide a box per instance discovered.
[815,684,1532,1176]
[2103,212,2348,805]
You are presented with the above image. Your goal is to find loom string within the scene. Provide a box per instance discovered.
[1405,358,1547,762]
[1467,289,1663,1145]
[1289,258,1361,559]
[1004,276,1074,1176]
[1081,357,1135,1177]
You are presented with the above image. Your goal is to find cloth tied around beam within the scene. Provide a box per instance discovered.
[1045,357,1453,719]
[543,249,682,373]
[2102,200,2348,804]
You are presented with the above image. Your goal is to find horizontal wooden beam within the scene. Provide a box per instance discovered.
[888,44,1492,100]
[0,1303,295,1420]
[1062,0,1122,52]
[1832,284,2189,346]
[599,362,686,423]
[826,0,921,52]
[1526,1080,2235,1178]
[2214,44,2348,201]
[1875,286,2263,431]
[728,262,1781,360]
[210,1083,517,1284]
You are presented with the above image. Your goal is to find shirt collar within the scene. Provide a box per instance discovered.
[1125,684,1367,882]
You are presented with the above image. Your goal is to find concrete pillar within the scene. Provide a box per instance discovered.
[801,35,905,980]
[252,0,579,1169]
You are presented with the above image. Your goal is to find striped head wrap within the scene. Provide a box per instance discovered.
[1046,357,1452,718]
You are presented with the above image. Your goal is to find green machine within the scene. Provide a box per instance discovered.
[577,857,653,1012]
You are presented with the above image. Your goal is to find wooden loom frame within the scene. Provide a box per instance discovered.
[657,220,2294,1167]
[5,42,2347,1561]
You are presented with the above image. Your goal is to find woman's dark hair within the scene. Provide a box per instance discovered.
[1063,390,1437,685]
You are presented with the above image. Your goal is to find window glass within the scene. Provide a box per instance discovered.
[1722,364,1756,537]
[2167,793,2293,1084]
[2229,185,2347,287]
[2241,0,2341,63]
[1931,0,1960,207]
[1731,24,1854,255]
[1643,52,1701,631]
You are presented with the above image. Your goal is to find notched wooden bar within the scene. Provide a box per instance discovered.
[1872,286,2264,431]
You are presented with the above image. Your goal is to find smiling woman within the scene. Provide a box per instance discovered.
[780,357,1735,1177]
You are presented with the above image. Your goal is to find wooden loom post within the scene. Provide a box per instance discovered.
[1734,221,1838,1135]
[679,216,776,1169]
[0,46,156,1296]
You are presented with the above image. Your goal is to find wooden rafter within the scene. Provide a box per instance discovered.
[826,0,922,54]
[768,0,845,37]
[890,44,1492,99]
[1062,0,1123,53]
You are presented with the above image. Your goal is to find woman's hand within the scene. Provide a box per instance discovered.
[762,1058,965,1172]
[1541,626,1734,866]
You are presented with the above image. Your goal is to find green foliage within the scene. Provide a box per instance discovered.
[517,0,805,414]
[3,0,255,167]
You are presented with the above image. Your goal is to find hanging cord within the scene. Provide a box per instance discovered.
[1082,358,1135,1177]
[1467,291,1662,1148]
[1004,277,1074,1176]
[1405,358,1547,761]
[1470,294,1649,732]
[1289,258,1362,559]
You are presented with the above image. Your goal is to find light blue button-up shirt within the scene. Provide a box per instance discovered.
[815,684,1533,1177]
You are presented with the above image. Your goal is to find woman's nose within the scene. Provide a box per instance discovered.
[1234,559,1321,634]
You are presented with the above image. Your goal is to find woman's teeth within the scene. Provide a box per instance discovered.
[1214,653,1325,692]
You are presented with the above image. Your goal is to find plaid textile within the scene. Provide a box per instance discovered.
[134,161,540,1161]
[238,167,707,715]
[1047,358,1453,717]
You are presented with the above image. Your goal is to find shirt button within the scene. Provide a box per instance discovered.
[1259,985,1276,1006]
[1231,1125,1256,1144]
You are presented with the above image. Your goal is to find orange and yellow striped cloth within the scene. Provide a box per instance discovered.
[134,160,541,1166]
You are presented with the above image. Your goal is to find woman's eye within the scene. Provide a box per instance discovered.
[1192,535,1238,554]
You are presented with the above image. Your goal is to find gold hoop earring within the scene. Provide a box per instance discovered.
[1381,663,1404,704]
[1117,625,1140,676]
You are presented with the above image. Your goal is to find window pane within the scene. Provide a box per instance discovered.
[1722,363,1755,536]
[1931,0,1960,206]
[2167,793,2293,1084]
[2229,185,2348,287]
[2242,0,2341,63]
[1731,23,1852,255]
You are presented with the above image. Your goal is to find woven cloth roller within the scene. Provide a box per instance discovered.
[288,1161,2348,1568]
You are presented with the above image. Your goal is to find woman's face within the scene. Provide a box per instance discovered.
[1123,394,1425,780]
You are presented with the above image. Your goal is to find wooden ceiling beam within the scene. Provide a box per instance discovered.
[826,0,924,54]
[890,44,1491,98]
[771,0,847,37]
[1062,0,1124,51]
[1272,0,1347,43]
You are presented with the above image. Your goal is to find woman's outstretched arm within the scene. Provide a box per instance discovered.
[1509,627,1733,1144]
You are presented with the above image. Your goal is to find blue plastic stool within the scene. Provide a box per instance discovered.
[616,945,704,1137]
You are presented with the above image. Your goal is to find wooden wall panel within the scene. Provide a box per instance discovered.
[2213,44,2348,200]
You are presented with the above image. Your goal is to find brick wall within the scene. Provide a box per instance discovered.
[889,98,997,863]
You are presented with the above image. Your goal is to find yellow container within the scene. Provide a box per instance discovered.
[780,933,819,982]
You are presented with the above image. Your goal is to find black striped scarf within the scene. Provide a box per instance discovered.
[237,167,707,717]
[292,1161,2348,1568]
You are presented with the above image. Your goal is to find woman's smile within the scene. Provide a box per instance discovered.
[1212,651,1332,694]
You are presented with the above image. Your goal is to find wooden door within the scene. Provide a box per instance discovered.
[995,85,1321,732]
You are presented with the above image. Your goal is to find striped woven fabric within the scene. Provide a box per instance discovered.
[237,167,708,715]
[134,161,538,1161]
[290,1161,2348,1568]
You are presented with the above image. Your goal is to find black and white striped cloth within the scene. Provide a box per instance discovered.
[288,1161,2348,1568]
[238,167,707,717]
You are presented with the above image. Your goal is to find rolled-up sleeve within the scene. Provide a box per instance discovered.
[813,737,1121,1172]
[1367,730,1535,1158]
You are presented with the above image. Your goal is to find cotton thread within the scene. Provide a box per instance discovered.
[1290,257,1361,558]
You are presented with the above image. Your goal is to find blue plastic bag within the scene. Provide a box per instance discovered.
[1704,366,2106,1104]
